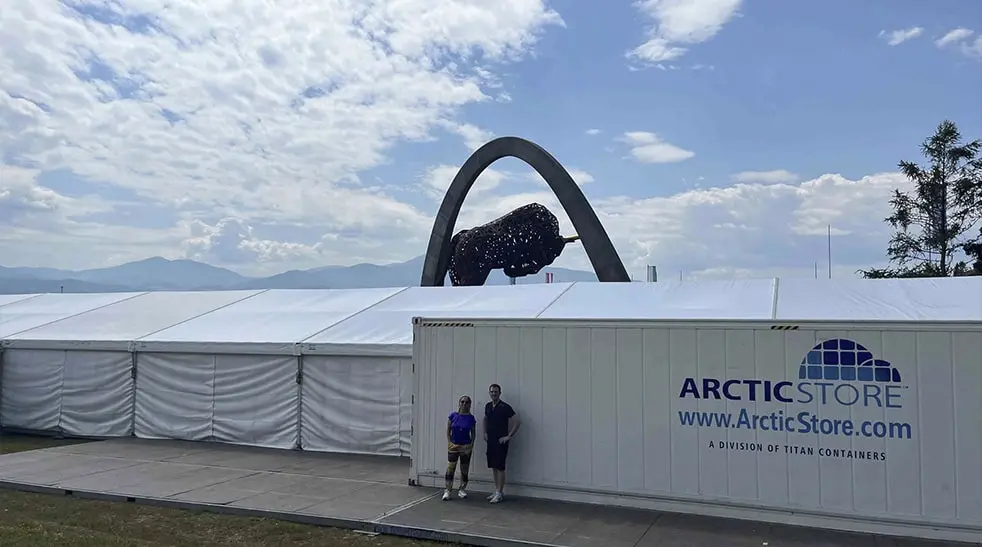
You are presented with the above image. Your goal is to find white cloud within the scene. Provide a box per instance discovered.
[2,158,916,280]
[585,128,602,136]
[419,164,507,200]
[177,216,424,274]
[0,163,194,269]
[936,28,974,48]
[879,27,923,46]
[523,168,595,187]
[964,36,982,59]
[440,121,496,152]
[620,131,695,163]
[935,28,982,60]
[420,164,593,207]
[0,1,939,281]
[731,169,799,184]
[182,218,319,265]
[438,170,912,280]
[0,0,562,231]
[567,169,595,186]
[629,0,742,63]
[0,165,70,221]
[0,164,114,228]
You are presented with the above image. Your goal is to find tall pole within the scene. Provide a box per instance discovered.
[827,224,832,279]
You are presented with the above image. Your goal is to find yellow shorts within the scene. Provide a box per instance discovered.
[448,442,473,455]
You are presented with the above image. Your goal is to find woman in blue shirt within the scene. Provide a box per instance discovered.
[443,395,477,501]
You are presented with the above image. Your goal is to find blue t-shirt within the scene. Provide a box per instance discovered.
[448,412,476,445]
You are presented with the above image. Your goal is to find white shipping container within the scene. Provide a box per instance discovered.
[410,318,982,543]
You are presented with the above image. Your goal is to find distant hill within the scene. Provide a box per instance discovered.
[70,257,249,290]
[0,274,133,294]
[235,257,429,290]
[0,255,597,294]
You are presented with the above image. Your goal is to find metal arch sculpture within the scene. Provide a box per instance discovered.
[420,136,631,286]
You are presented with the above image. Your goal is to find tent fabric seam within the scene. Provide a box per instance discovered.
[771,277,780,320]
[0,294,43,309]
[134,289,271,341]
[4,291,150,338]
[298,286,411,345]
[534,282,578,318]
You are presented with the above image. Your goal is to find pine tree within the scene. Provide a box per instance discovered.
[860,120,982,278]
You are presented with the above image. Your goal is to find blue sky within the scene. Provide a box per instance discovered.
[375,0,982,202]
[1,0,980,279]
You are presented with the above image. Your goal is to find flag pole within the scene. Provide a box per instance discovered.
[827,224,832,279]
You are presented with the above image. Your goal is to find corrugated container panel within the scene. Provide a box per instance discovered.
[411,321,982,542]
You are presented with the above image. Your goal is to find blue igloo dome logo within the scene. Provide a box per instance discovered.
[799,338,901,383]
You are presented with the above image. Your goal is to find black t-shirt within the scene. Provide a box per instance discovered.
[484,400,515,440]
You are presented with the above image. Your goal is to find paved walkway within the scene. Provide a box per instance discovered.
[0,438,971,547]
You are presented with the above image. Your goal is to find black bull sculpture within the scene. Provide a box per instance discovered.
[420,136,630,286]
[447,203,580,286]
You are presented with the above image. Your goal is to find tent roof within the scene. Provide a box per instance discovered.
[0,294,40,308]
[537,279,778,320]
[1,277,978,354]
[775,277,982,321]
[6,290,264,348]
[302,283,573,355]
[0,292,146,338]
[133,287,406,354]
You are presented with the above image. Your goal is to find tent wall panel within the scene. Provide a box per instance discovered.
[213,353,299,449]
[0,349,64,431]
[399,358,412,456]
[135,352,215,441]
[60,350,133,436]
[300,355,407,456]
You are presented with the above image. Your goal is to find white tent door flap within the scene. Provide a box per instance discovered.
[301,355,408,456]
[134,353,299,449]
[62,351,133,436]
[213,354,299,449]
[135,352,215,442]
[0,349,132,436]
[0,349,64,431]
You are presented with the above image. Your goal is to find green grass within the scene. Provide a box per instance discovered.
[0,434,444,547]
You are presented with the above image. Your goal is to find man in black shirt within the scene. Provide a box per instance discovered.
[483,383,520,504]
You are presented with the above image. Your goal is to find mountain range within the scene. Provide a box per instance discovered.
[0,256,598,294]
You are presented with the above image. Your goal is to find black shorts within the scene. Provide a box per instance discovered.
[486,439,509,470]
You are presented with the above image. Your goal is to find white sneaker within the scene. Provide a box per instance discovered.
[457,489,468,499]
[442,490,451,501]
[487,492,496,500]
[489,492,502,504]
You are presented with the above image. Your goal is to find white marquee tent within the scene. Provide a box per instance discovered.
[1,277,979,457]
[0,294,42,308]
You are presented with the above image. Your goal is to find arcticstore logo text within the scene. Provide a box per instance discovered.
[676,338,914,458]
